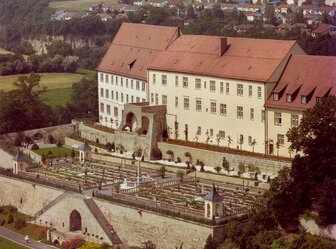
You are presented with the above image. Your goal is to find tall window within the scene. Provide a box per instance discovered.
[210,129,214,137]
[126,94,129,103]
[291,115,299,127]
[196,99,202,112]
[220,104,227,116]
[250,108,254,120]
[136,81,140,90]
[106,105,111,115]
[116,77,118,86]
[162,95,167,105]
[111,75,114,84]
[226,82,230,94]
[195,78,201,90]
[277,134,284,146]
[237,84,243,96]
[126,79,128,88]
[175,97,178,107]
[155,94,158,105]
[210,102,216,114]
[116,92,119,101]
[114,107,118,117]
[219,130,225,139]
[210,81,216,92]
[162,75,167,86]
[120,78,123,87]
[100,73,104,82]
[105,89,109,99]
[105,74,108,83]
[111,91,114,100]
[248,136,252,144]
[131,96,134,103]
[197,126,201,135]
[131,80,134,89]
[153,74,156,84]
[301,96,307,104]
[274,112,282,125]
[183,77,188,88]
[100,103,104,113]
[184,97,189,109]
[142,82,146,91]
[100,88,104,97]
[273,93,279,101]
[286,94,292,103]
[121,93,124,102]
[237,106,243,118]
[258,87,262,99]
[175,76,178,87]
[151,93,154,104]
[249,85,252,97]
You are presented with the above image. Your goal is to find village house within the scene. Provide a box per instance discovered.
[147,0,168,7]
[274,4,298,14]
[97,13,113,21]
[245,12,263,22]
[102,3,128,13]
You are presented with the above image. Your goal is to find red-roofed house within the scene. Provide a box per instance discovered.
[148,35,305,154]
[274,4,298,14]
[97,23,180,128]
[265,55,336,156]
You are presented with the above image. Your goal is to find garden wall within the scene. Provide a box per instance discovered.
[158,142,291,175]
[0,148,13,169]
[79,123,115,145]
[300,218,336,240]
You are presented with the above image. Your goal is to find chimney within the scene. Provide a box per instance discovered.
[219,37,228,56]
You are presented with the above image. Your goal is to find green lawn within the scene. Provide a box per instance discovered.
[40,87,72,107]
[0,236,29,249]
[33,146,73,157]
[49,0,117,11]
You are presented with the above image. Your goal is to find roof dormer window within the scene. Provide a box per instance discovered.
[301,96,307,104]
[273,93,279,101]
[286,94,292,103]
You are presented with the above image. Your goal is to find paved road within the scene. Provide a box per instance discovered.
[0,226,56,249]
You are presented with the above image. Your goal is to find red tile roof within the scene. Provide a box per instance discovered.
[149,35,298,82]
[265,55,336,111]
[97,23,179,81]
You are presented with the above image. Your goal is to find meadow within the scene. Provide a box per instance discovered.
[49,0,117,11]
[0,69,95,107]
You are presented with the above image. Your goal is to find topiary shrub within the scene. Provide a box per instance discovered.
[56,140,62,147]
[176,157,182,163]
[105,142,112,151]
[31,143,39,150]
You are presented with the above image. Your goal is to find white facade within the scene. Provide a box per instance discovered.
[98,72,147,129]
[149,70,276,154]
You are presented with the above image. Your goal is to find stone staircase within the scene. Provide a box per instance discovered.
[83,198,124,247]
[34,192,69,218]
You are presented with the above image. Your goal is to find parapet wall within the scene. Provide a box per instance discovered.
[0,175,224,248]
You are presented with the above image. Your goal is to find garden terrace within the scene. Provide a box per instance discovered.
[166,139,291,162]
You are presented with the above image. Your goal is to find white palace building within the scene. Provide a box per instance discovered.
[97,22,336,158]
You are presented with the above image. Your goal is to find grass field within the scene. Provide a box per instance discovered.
[49,0,117,11]
[33,146,73,157]
[0,69,95,107]
[0,236,29,249]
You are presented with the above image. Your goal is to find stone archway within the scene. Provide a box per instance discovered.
[69,210,82,231]
[125,112,138,132]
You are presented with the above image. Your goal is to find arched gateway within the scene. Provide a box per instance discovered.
[69,210,82,231]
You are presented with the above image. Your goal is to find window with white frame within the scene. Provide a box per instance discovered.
[100,88,104,97]
[219,130,225,139]
[183,77,188,88]
[210,81,216,92]
[237,84,243,96]
[131,96,134,103]
[258,86,262,99]
[277,134,284,146]
[184,97,189,109]
[136,97,140,103]
[196,99,202,112]
[121,78,123,87]
[237,106,243,118]
[175,96,178,107]
[136,81,140,90]
[210,129,214,137]
[291,114,299,127]
[162,75,167,86]
[250,108,254,120]
[131,80,134,89]
[111,91,114,100]
[126,79,128,88]
[273,93,279,101]
[155,94,158,105]
[105,74,108,83]
[100,103,104,113]
[116,92,119,101]
[286,94,292,103]
[126,94,129,103]
[142,82,146,91]
[226,82,230,94]
[121,93,124,102]
[114,107,118,117]
[175,76,178,87]
[195,78,201,90]
[220,82,224,93]
[100,73,104,82]
[116,77,118,86]
[197,126,201,135]
[301,96,307,104]
[153,74,156,84]
[249,85,252,97]
[274,112,282,125]
[106,105,111,115]
[248,136,252,145]
[162,95,167,105]
[105,89,109,99]
[151,93,154,104]
[210,102,216,114]
[111,75,113,84]
[220,104,227,116]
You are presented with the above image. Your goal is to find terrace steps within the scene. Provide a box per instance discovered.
[83,198,123,246]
